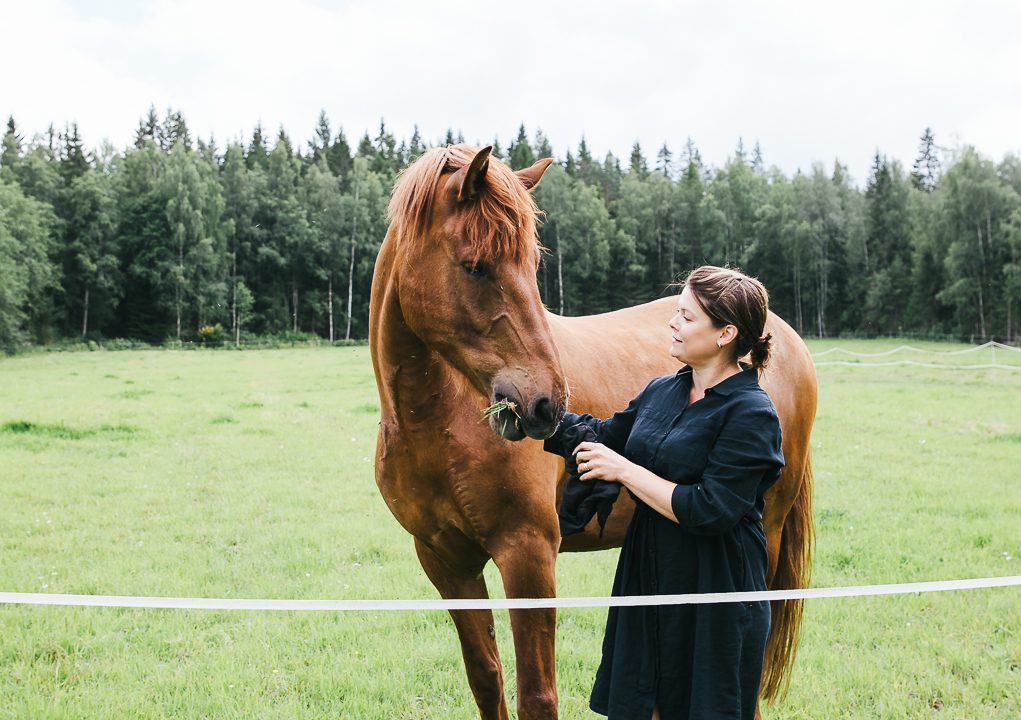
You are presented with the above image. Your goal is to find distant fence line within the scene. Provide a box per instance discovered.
[811,341,1020,358]
[811,341,1021,370]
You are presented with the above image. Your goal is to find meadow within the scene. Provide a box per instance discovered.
[1,340,1019,719]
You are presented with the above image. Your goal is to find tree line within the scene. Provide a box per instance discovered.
[2,109,1020,353]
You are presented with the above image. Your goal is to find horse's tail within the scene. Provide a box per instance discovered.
[761,452,814,702]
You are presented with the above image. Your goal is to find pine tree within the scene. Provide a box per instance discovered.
[564,150,577,177]
[247,122,269,170]
[681,138,703,174]
[134,106,159,149]
[309,110,331,164]
[1,122,21,188]
[158,109,190,152]
[197,135,218,165]
[508,124,535,170]
[110,139,168,340]
[911,127,940,193]
[2,116,22,173]
[629,141,648,178]
[373,119,397,174]
[656,142,672,178]
[408,125,425,161]
[600,152,623,207]
[534,128,553,159]
[577,137,598,186]
[276,127,294,159]
[862,153,913,333]
[327,127,353,182]
[65,168,120,336]
[264,139,312,333]
[46,124,57,160]
[59,123,90,185]
[751,142,765,175]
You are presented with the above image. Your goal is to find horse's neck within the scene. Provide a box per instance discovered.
[370,255,459,428]
[378,326,451,423]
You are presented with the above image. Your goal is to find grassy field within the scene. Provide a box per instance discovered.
[1,341,1019,719]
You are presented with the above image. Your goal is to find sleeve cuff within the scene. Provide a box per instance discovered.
[543,412,580,457]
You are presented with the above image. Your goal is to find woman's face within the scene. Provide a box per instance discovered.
[668,286,731,364]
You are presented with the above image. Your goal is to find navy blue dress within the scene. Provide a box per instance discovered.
[544,366,784,719]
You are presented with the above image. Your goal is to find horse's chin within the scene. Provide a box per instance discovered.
[489,408,527,442]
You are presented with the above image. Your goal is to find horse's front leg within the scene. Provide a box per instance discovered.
[493,531,560,720]
[414,538,510,720]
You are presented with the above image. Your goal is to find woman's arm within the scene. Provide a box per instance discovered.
[571,442,680,521]
[543,383,650,458]
[670,402,784,534]
[573,397,783,532]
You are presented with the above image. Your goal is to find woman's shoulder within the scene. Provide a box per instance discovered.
[637,370,690,403]
[614,372,685,416]
[645,371,681,392]
[728,375,780,420]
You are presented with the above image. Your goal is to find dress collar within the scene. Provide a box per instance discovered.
[675,363,758,396]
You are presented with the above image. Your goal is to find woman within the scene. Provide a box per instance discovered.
[544,265,784,720]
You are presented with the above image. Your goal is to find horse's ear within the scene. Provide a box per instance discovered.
[516,158,554,192]
[457,145,493,202]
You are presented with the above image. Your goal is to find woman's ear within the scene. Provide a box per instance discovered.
[718,325,739,348]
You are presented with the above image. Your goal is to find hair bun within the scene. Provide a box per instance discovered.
[750,332,773,370]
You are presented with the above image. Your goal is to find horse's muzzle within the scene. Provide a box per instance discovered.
[490,389,561,441]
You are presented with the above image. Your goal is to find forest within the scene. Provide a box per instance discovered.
[2,108,1019,352]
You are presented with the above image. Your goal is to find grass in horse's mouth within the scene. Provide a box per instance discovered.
[482,399,518,418]
[482,399,521,435]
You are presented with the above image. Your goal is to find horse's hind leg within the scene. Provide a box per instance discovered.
[414,538,510,720]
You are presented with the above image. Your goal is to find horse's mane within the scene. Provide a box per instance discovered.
[387,144,541,264]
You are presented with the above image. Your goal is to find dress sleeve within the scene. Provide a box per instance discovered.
[543,385,646,458]
[670,397,784,535]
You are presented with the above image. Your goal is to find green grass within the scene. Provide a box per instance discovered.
[0,342,1018,719]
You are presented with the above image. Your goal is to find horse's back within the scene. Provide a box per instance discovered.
[547,297,679,417]
[549,298,815,429]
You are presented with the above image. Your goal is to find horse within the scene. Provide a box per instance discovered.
[369,144,816,720]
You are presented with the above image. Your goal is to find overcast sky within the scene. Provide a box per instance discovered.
[3,0,1019,186]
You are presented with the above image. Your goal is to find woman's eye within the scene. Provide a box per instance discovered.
[461,261,488,278]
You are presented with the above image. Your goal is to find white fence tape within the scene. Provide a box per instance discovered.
[2,576,1019,611]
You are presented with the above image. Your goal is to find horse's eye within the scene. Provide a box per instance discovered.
[461,261,488,278]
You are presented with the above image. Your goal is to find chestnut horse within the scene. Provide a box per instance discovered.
[369,144,816,719]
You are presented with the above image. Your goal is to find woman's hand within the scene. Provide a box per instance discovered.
[573,441,634,483]
[575,441,681,523]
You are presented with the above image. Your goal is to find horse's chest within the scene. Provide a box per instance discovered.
[374,418,479,532]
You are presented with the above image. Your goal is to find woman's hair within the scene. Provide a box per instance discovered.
[682,265,773,369]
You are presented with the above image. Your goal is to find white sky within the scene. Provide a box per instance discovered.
[3,0,1019,186]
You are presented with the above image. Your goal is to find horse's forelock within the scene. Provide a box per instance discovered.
[388,145,540,265]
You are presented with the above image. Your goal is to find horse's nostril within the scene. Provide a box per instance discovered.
[532,396,555,426]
